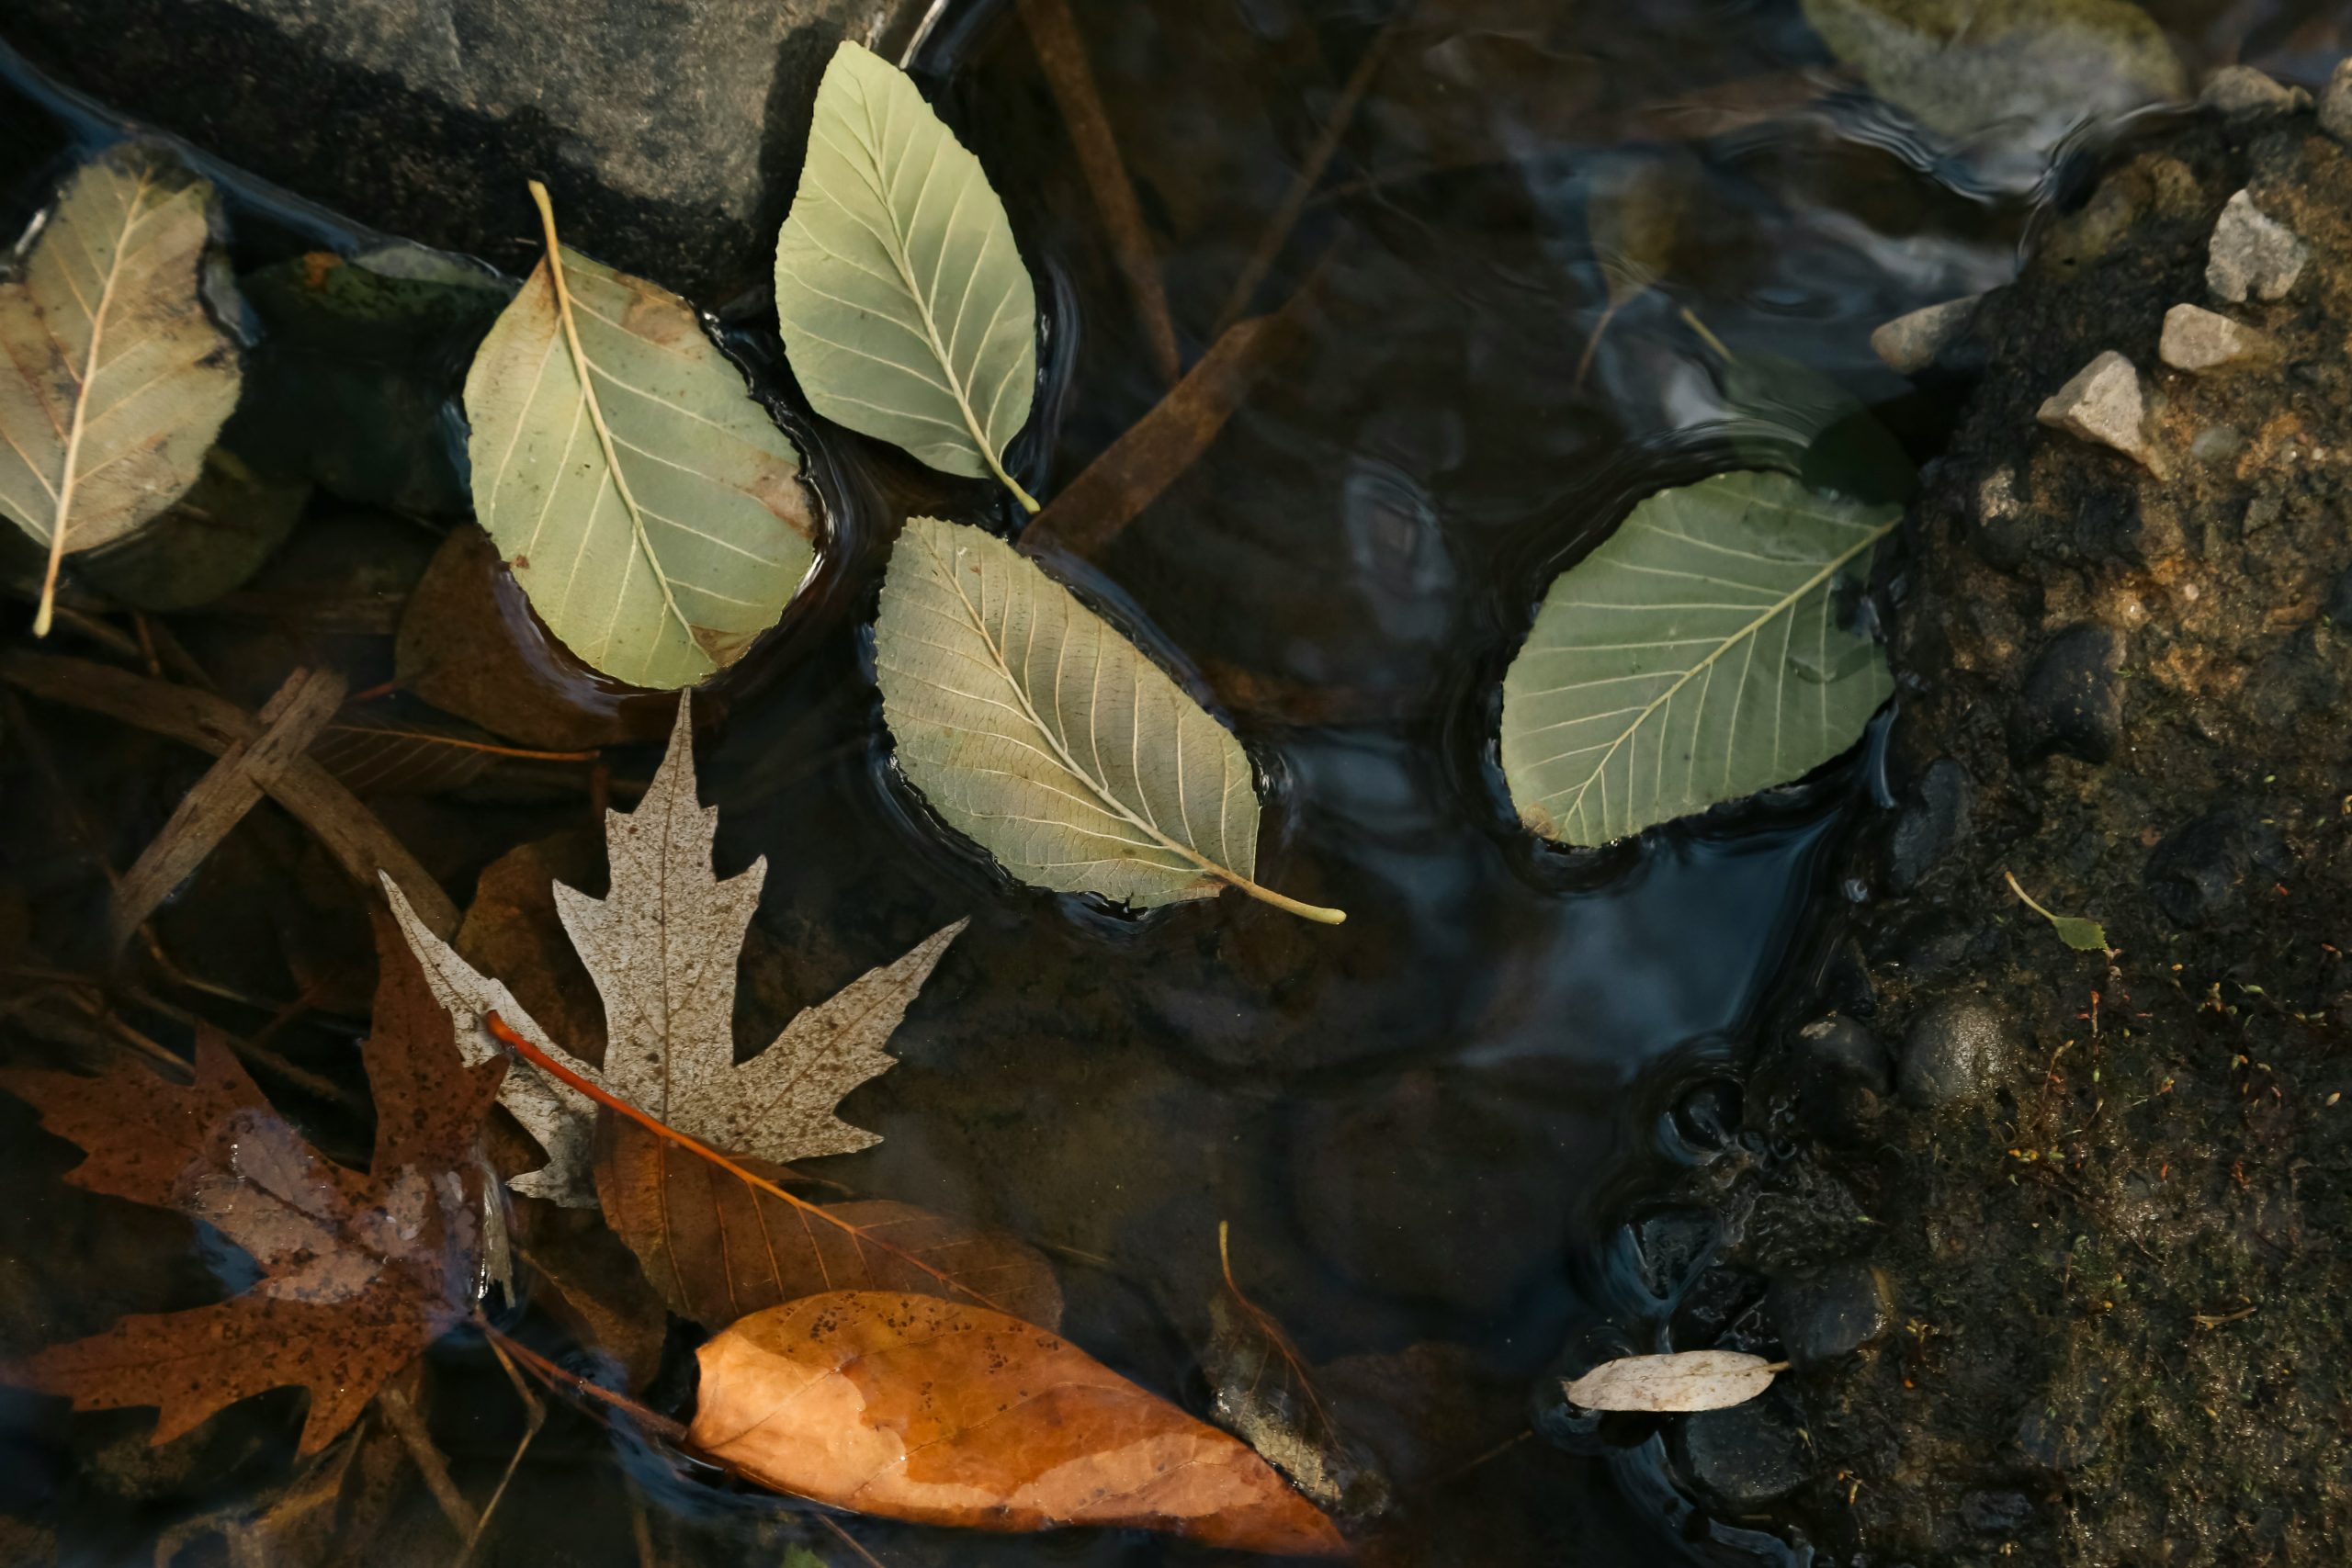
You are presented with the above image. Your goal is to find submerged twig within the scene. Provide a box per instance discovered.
[1017,0,1182,386]
[458,1319,548,1568]
[376,1383,478,1541]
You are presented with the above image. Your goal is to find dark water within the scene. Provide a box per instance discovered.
[0,1,2345,1564]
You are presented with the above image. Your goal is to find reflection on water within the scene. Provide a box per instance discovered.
[0,0,2340,1562]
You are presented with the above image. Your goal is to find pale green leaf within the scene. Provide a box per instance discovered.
[1801,0,2184,178]
[874,516,1343,924]
[0,142,243,636]
[2049,914,2109,952]
[463,184,817,692]
[775,42,1040,508]
[1500,470,1897,845]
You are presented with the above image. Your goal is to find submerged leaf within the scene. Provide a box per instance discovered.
[875,515,1343,923]
[0,917,503,1455]
[1563,1349,1781,1413]
[1500,470,1896,844]
[597,1118,1063,1329]
[775,42,1040,508]
[387,693,966,1204]
[463,183,817,691]
[0,142,243,635]
[691,1292,1348,1555]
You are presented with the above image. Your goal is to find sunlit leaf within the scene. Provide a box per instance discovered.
[0,142,243,635]
[874,515,1343,924]
[463,183,817,692]
[1500,470,1896,844]
[1563,1349,1781,1413]
[775,42,1040,509]
[2005,870,2109,952]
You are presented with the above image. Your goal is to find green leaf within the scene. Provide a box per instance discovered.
[2048,914,2110,952]
[1500,470,1897,844]
[1800,0,2184,179]
[775,41,1041,510]
[0,142,243,636]
[874,516,1343,924]
[462,183,817,692]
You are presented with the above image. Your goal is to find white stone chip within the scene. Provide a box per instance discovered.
[2036,351,2165,475]
[2199,66,2310,118]
[2159,304,2277,372]
[2321,58,2352,143]
[1870,295,1981,376]
[2206,190,2309,303]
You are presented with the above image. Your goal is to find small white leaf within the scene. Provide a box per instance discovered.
[1563,1350,1781,1413]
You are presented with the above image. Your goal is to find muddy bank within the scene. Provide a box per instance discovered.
[1634,74,2352,1565]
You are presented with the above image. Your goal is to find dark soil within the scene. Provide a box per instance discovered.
[1679,96,2352,1565]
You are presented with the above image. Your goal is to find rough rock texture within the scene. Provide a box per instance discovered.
[2205,188,2310,301]
[1673,98,2352,1566]
[1871,295,1979,376]
[2033,350,2162,472]
[2159,302,2277,371]
[0,0,929,299]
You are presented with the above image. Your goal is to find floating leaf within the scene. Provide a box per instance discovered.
[596,1118,1063,1329]
[463,182,817,691]
[691,1292,1348,1555]
[775,42,1041,510]
[387,693,966,1204]
[0,142,243,635]
[1563,1349,1781,1413]
[2005,870,2109,952]
[875,515,1343,923]
[1800,0,2185,184]
[1500,470,1896,844]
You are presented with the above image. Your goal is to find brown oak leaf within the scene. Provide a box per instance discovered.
[0,917,505,1455]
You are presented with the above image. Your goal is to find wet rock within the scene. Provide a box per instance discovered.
[2324,564,2352,626]
[2144,807,2289,929]
[2158,304,2278,373]
[1768,1261,1892,1366]
[1726,1163,1878,1274]
[1898,995,2015,1109]
[2206,190,2309,303]
[2322,58,2352,144]
[1792,1016,1893,1099]
[1671,1392,1812,1511]
[2197,65,2309,118]
[2011,624,2125,766]
[1885,757,1973,892]
[1631,1207,1721,1302]
[3,0,929,301]
[1870,295,1979,376]
[2035,352,2163,474]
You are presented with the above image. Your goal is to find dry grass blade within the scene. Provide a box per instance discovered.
[1,651,460,935]
[596,1115,1064,1329]
[1019,307,1306,561]
[109,666,345,950]
[1017,0,1182,387]
[482,1013,1022,1316]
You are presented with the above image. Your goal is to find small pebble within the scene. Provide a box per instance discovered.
[2206,190,2308,303]
[2198,65,2310,118]
[2036,352,2163,474]
[1671,1394,1813,1510]
[2322,58,2352,143]
[1870,295,1979,376]
[2159,303,2277,372]
[2012,623,2126,765]
[1899,996,2016,1109]
[1768,1261,1893,1366]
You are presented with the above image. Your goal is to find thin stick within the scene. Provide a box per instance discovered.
[817,1515,889,1568]
[457,1320,548,1568]
[1209,3,1409,337]
[320,724,600,764]
[481,1325,688,1447]
[377,1384,479,1540]
[481,1013,1018,1310]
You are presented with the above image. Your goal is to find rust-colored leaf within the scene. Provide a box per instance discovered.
[690,1292,1349,1556]
[595,1115,1062,1330]
[0,915,505,1454]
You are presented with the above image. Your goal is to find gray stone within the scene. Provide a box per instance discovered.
[1870,295,1980,376]
[2206,190,2309,304]
[2012,623,2126,766]
[1886,757,1973,892]
[2036,352,2163,475]
[1671,1393,1812,1510]
[2322,58,2352,143]
[2159,304,2278,373]
[1898,996,2015,1108]
[2198,65,2310,118]
[1792,1015,1893,1098]
[1768,1261,1893,1366]
[1,0,932,301]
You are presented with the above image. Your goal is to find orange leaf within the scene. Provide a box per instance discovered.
[689,1292,1349,1556]
[594,1114,1063,1329]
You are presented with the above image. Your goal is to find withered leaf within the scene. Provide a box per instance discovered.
[386,692,967,1204]
[1562,1349,1781,1413]
[0,917,505,1455]
[690,1292,1347,1556]
[595,1116,1062,1329]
